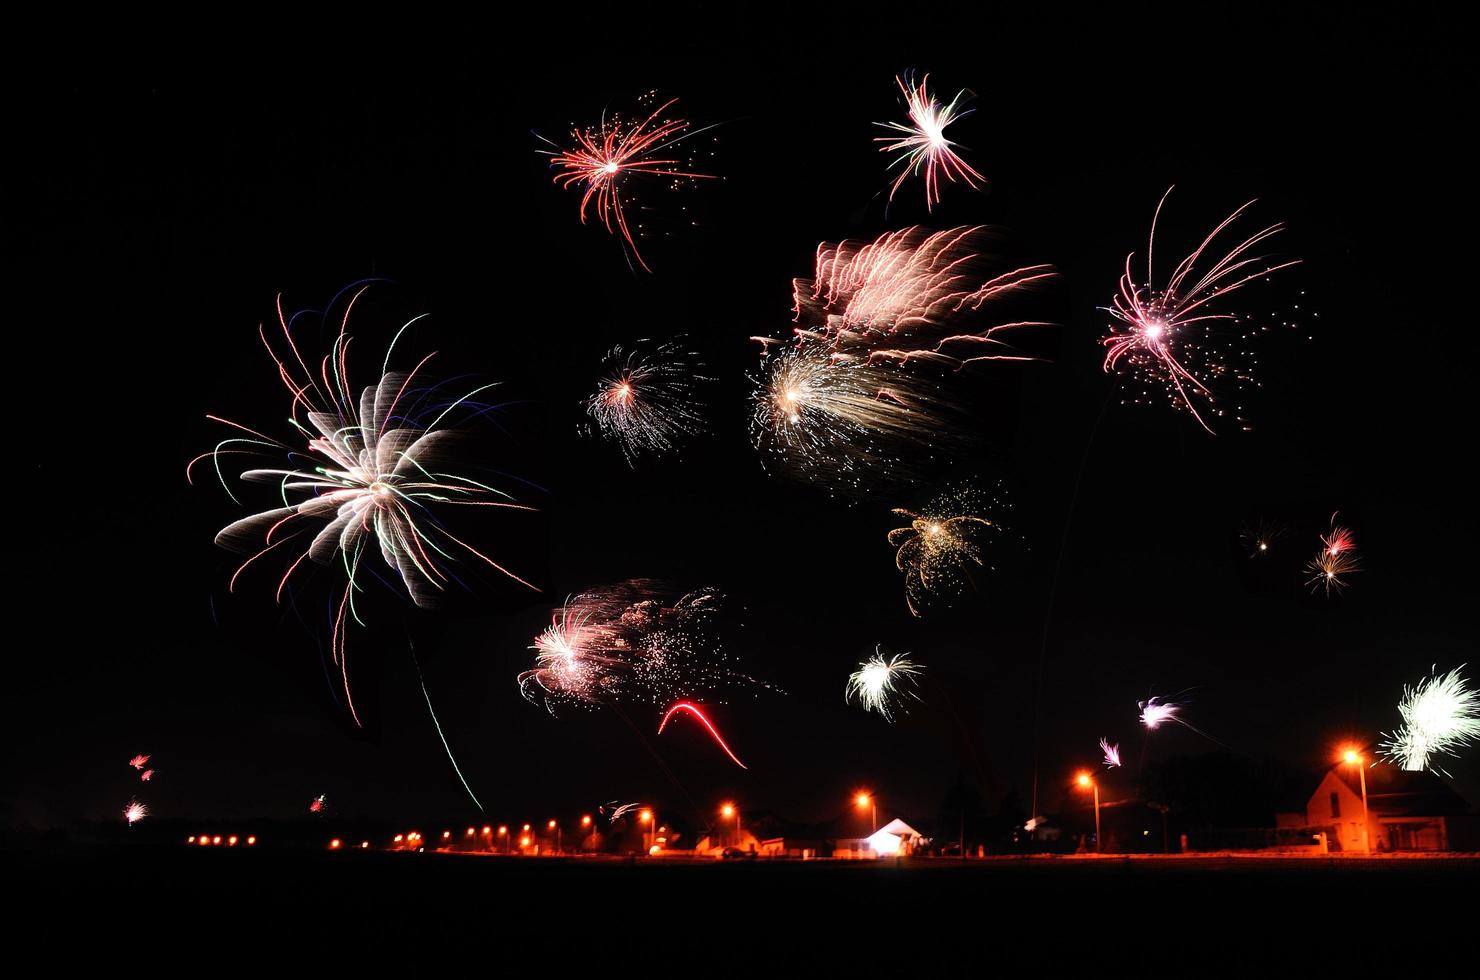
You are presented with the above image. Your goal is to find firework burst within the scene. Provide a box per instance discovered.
[585,339,710,464]
[786,226,1057,368]
[845,647,922,723]
[124,799,148,825]
[541,93,717,272]
[1379,666,1480,775]
[518,582,758,716]
[888,483,1010,616]
[189,286,540,726]
[1101,187,1301,433]
[128,754,149,770]
[1100,738,1121,768]
[140,769,154,782]
[309,794,327,814]
[1240,518,1286,558]
[1306,514,1360,596]
[875,73,984,211]
[1139,697,1182,730]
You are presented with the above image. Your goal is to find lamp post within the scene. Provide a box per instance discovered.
[549,819,561,854]
[639,808,654,853]
[1342,749,1371,854]
[580,814,592,851]
[720,803,738,848]
[1076,772,1101,854]
[498,825,509,854]
[855,792,877,837]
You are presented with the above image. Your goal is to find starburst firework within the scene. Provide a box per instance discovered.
[1100,738,1122,768]
[189,286,539,726]
[585,339,709,464]
[1102,187,1301,433]
[124,799,148,825]
[1306,515,1360,596]
[541,94,717,272]
[845,647,922,723]
[875,73,984,211]
[128,754,149,770]
[1379,666,1480,775]
[888,483,1010,616]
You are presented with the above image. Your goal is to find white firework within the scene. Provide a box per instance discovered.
[1379,666,1480,775]
[845,648,922,723]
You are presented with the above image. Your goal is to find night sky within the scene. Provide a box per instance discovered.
[13,9,1477,833]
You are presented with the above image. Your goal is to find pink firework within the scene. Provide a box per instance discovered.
[658,702,748,770]
[543,95,717,272]
[1100,738,1121,768]
[128,754,149,770]
[781,226,1057,368]
[309,794,326,814]
[1102,187,1301,433]
[140,769,154,782]
[875,73,984,211]
[1307,514,1360,596]
[124,799,148,825]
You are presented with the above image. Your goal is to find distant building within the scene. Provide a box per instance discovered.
[1282,765,1477,852]
[835,818,929,858]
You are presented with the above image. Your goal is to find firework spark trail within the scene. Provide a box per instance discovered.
[657,702,748,769]
[189,286,539,725]
[541,95,718,272]
[1101,187,1301,433]
[1306,513,1360,596]
[875,73,984,211]
[845,647,922,723]
[124,799,147,824]
[787,226,1057,369]
[412,642,483,811]
[749,342,959,495]
[585,339,710,464]
[128,755,149,770]
[519,582,759,716]
[889,483,1010,616]
[1379,665,1480,775]
[1100,738,1121,768]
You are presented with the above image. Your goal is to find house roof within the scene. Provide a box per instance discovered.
[875,818,924,838]
[1324,767,1471,816]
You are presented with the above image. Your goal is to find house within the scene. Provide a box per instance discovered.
[1289,764,1476,852]
[835,818,929,858]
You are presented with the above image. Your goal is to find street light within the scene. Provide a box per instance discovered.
[720,802,739,848]
[549,819,561,853]
[639,808,654,852]
[1075,771,1101,854]
[498,825,509,854]
[1341,747,1371,854]
[580,814,592,850]
[855,792,877,837]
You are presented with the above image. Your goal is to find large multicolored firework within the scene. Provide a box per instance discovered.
[658,702,748,769]
[888,483,1010,616]
[124,799,148,825]
[518,582,757,716]
[1101,187,1301,433]
[786,226,1057,368]
[1379,666,1480,775]
[875,73,984,211]
[1306,515,1360,596]
[189,286,539,726]
[845,648,922,723]
[749,342,958,495]
[585,339,710,465]
[540,93,717,272]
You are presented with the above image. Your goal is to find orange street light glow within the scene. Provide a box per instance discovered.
[855,792,872,808]
[498,825,508,835]
[1342,748,1363,765]
[581,815,592,826]
[329,839,342,849]
[721,803,735,818]
[639,809,653,824]
[1075,772,1093,788]
[548,820,557,830]
[246,836,256,846]
[520,836,531,847]
[482,826,492,835]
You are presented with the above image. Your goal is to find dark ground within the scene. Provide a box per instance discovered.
[11,844,1476,970]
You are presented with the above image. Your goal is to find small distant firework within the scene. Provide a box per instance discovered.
[749,342,957,495]
[1101,187,1301,433]
[1100,738,1121,768]
[845,647,921,723]
[189,286,539,726]
[605,802,644,823]
[585,339,710,464]
[1240,518,1286,558]
[519,582,758,716]
[786,226,1057,369]
[1306,514,1360,596]
[1139,697,1181,730]
[658,702,748,769]
[889,483,1010,616]
[128,754,149,770]
[124,800,148,825]
[140,770,154,782]
[1379,666,1480,775]
[540,93,717,272]
[309,794,327,814]
[875,73,984,211]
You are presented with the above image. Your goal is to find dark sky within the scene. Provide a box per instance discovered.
[13,8,1477,832]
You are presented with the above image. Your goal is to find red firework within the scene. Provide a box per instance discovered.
[544,97,716,272]
[875,73,985,211]
[128,754,149,770]
[658,701,748,770]
[1102,187,1301,433]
